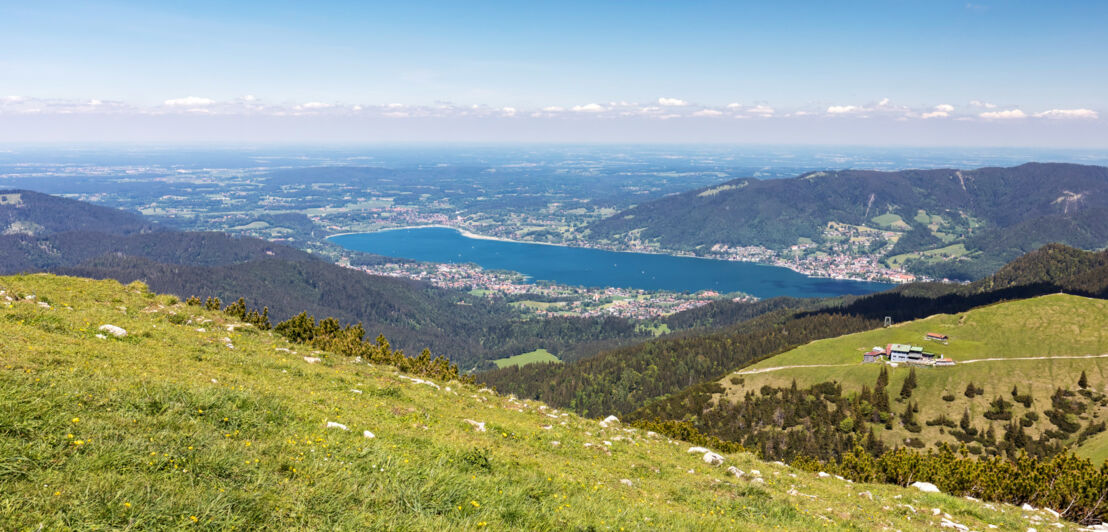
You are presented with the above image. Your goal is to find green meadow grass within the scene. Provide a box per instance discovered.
[870,213,910,230]
[0,274,1073,530]
[492,348,561,368]
[725,294,1108,456]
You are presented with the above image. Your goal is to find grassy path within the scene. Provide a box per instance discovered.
[736,363,854,375]
[736,353,1108,375]
[960,353,1108,364]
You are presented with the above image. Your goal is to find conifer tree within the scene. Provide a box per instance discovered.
[1079,370,1089,389]
[900,368,917,399]
[876,366,889,388]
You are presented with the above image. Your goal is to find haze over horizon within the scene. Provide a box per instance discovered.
[2,1,1106,146]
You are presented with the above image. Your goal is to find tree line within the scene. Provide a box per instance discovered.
[187,295,472,384]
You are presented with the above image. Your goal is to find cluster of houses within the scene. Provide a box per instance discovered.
[862,333,956,367]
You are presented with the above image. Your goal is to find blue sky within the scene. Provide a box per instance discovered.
[1,1,1106,145]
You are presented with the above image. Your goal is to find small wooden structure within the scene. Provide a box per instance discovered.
[862,347,885,363]
[925,332,949,344]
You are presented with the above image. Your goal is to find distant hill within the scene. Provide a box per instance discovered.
[586,163,1108,280]
[0,189,156,236]
[0,190,649,366]
[1,273,1071,530]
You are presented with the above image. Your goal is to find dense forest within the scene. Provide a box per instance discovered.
[631,370,1105,463]
[587,163,1108,279]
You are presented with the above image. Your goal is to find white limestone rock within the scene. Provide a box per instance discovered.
[911,481,941,493]
[98,324,127,337]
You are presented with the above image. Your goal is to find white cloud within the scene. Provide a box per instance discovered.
[3,95,24,102]
[352,105,363,111]
[89,99,102,106]
[541,106,564,112]
[164,96,214,106]
[243,94,257,102]
[877,97,891,107]
[692,109,723,117]
[921,104,955,119]
[826,105,863,114]
[970,100,997,109]
[725,102,742,109]
[1033,108,1099,119]
[299,102,331,109]
[979,109,1026,119]
[658,97,688,107]
[571,103,605,113]
[501,107,517,116]
[748,104,774,116]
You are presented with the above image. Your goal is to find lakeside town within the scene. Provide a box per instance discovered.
[336,257,752,320]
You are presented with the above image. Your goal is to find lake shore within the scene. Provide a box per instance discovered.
[328,224,580,249]
[326,225,899,292]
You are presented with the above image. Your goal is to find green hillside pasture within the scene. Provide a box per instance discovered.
[492,348,560,368]
[743,294,1107,370]
[871,213,911,230]
[724,294,1108,451]
[509,300,565,311]
[887,243,970,267]
[1077,430,1108,464]
[0,273,1056,530]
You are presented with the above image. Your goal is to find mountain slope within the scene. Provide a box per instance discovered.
[0,189,156,236]
[634,294,1108,462]
[0,274,1056,530]
[587,163,1108,279]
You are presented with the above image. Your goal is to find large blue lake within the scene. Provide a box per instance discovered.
[329,227,893,299]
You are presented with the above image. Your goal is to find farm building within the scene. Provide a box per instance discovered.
[880,343,953,366]
[925,332,949,343]
[887,343,922,363]
[862,347,885,363]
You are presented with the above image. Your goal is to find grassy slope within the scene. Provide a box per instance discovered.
[0,274,1064,530]
[722,294,1108,455]
[492,348,561,368]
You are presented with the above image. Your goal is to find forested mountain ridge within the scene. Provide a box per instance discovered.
[0,189,157,236]
[586,163,1108,279]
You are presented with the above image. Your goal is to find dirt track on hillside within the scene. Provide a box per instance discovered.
[736,353,1108,375]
